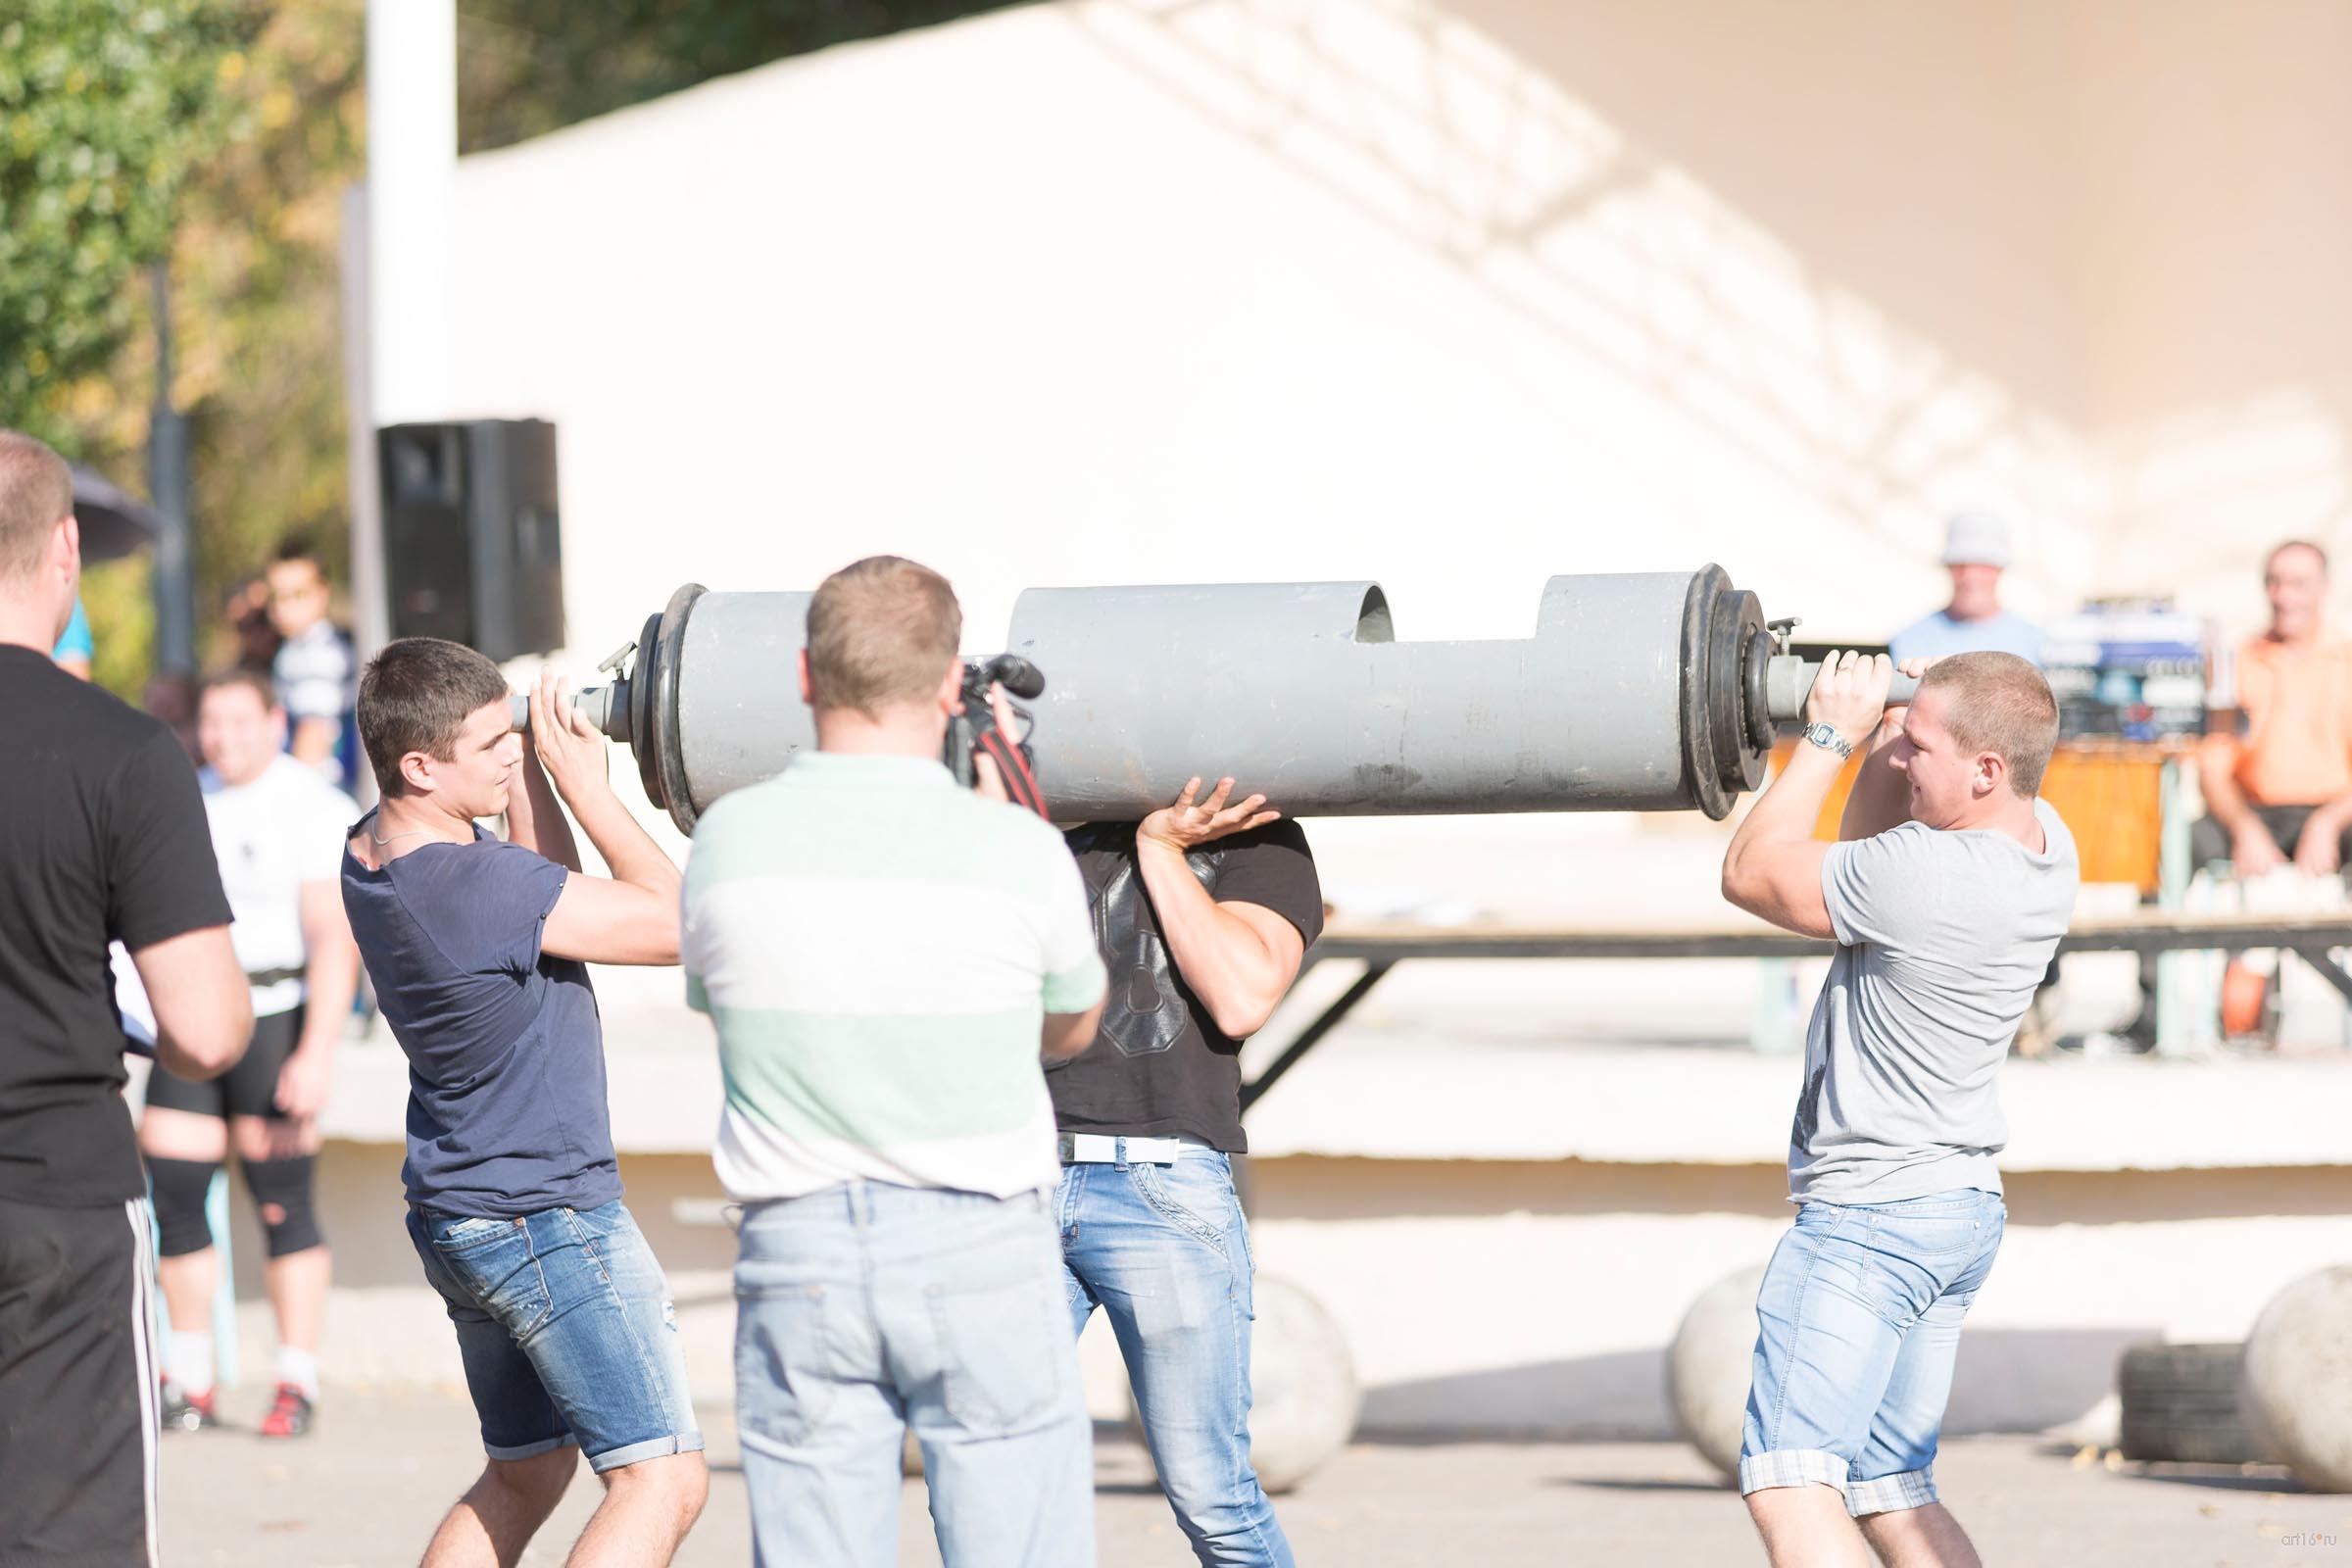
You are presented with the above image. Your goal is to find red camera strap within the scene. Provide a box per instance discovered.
[978,729,1050,818]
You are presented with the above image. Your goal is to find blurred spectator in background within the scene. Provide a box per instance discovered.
[52,593,92,678]
[227,573,282,676]
[2194,541,2352,878]
[145,673,199,765]
[140,668,359,1441]
[267,540,359,789]
[1889,513,2044,666]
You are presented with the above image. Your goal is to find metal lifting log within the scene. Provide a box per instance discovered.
[513,567,1915,833]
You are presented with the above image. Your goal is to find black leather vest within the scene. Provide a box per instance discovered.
[1065,823,1230,1057]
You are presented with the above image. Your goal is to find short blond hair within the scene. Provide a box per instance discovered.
[1917,651,2060,796]
[805,556,961,716]
[0,430,73,582]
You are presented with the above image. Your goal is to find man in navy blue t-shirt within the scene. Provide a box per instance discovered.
[343,638,707,1567]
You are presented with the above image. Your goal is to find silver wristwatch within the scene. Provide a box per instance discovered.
[1801,721,1854,760]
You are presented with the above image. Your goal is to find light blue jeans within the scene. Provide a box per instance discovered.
[1739,1187,2006,1515]
[1057,1145,1294,1568]
[733,1182,1094,1568]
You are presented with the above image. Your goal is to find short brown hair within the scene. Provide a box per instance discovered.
[804,556,961,716]
[1917,651,2060,797]
[0,430,73,582]
[2268,539,2328,578]
[358,637,512,797]
[197,666,279,713]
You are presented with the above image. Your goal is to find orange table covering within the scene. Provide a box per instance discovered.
[1767,739,2188,893]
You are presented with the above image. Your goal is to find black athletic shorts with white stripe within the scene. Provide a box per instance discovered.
[0,1196,158,1566]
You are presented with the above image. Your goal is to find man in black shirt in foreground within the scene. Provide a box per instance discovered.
[1049,777,1324,1568]
[0,429,252,1566]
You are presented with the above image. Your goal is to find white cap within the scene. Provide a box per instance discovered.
[1940,511,2012,567]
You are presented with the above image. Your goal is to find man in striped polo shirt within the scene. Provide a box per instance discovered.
[682,556,1107,1568]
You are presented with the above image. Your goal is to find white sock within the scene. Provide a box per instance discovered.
[166,1330,214,1397]
[275,1345,319,1398]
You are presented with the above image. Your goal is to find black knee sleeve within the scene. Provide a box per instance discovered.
[243,1154,323,1258]
[146,1156,220,1258]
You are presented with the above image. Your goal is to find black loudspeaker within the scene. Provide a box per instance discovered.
[378,418,564,662]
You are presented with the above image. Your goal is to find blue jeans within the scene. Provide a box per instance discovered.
[1057,1146,1293,1568]
[1739,1188,2006,1514]
[406,1200,703,1472]
[734,1182,1094,1568]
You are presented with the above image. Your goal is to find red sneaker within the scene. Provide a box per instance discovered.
[259,1382,314,1439]
[160,1384,219,1433]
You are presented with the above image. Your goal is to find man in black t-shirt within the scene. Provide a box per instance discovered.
[1050,777,1323,1568]
[0,430,252,1567]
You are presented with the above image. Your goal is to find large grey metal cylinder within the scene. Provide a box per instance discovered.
[1009,571,1746,817]
[572,566,1798,832]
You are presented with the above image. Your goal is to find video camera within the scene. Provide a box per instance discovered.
[946,654,1049,815]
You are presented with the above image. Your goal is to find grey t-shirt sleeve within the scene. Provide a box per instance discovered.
[1820,823,1938,951]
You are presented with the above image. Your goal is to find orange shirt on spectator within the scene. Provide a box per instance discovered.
[2204,636,2352,807]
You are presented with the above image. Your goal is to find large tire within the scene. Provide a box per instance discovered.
[2118,1343,2265,1464]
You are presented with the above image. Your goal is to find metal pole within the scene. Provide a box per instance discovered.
[366,0,456,426]
[341,186,388,663]
[148,263,196,675]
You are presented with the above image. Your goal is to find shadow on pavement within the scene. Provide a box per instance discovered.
[2125,1462,2312,1493]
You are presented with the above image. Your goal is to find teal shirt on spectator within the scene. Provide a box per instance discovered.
[52,598,92,664]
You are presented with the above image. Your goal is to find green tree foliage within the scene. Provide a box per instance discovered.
[24,2,1014,693]
[172,2,366,648]
[0,0,265,452]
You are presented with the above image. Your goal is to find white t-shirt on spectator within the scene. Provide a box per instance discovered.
[202,755,359,1017]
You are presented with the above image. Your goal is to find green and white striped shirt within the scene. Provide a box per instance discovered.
[682,753,1106,1201]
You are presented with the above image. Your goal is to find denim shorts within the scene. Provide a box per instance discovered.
[406,1200,704,1473]
[1739,1187,2005,1515]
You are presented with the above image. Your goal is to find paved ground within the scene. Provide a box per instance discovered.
[155,1387,2352,1567]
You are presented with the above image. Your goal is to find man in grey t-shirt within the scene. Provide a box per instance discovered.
[1722,649,2079,1568]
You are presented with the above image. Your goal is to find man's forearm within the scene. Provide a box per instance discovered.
[568,787,681,902]
[2200,758,2263,836]
[290,716,336,766]
[1729,744,1846,866]
[507,757,583,871]
[2305,788,2352,841]
[1134,839,1288,1032]
[1837,721,1908,842]
[297,943,360,1056]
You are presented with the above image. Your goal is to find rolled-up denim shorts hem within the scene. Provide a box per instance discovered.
[1739,1447,1849,1497]
[1844,1465,1938,1515]
[587,1430,707,1474]
[484,1432,577,1463]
